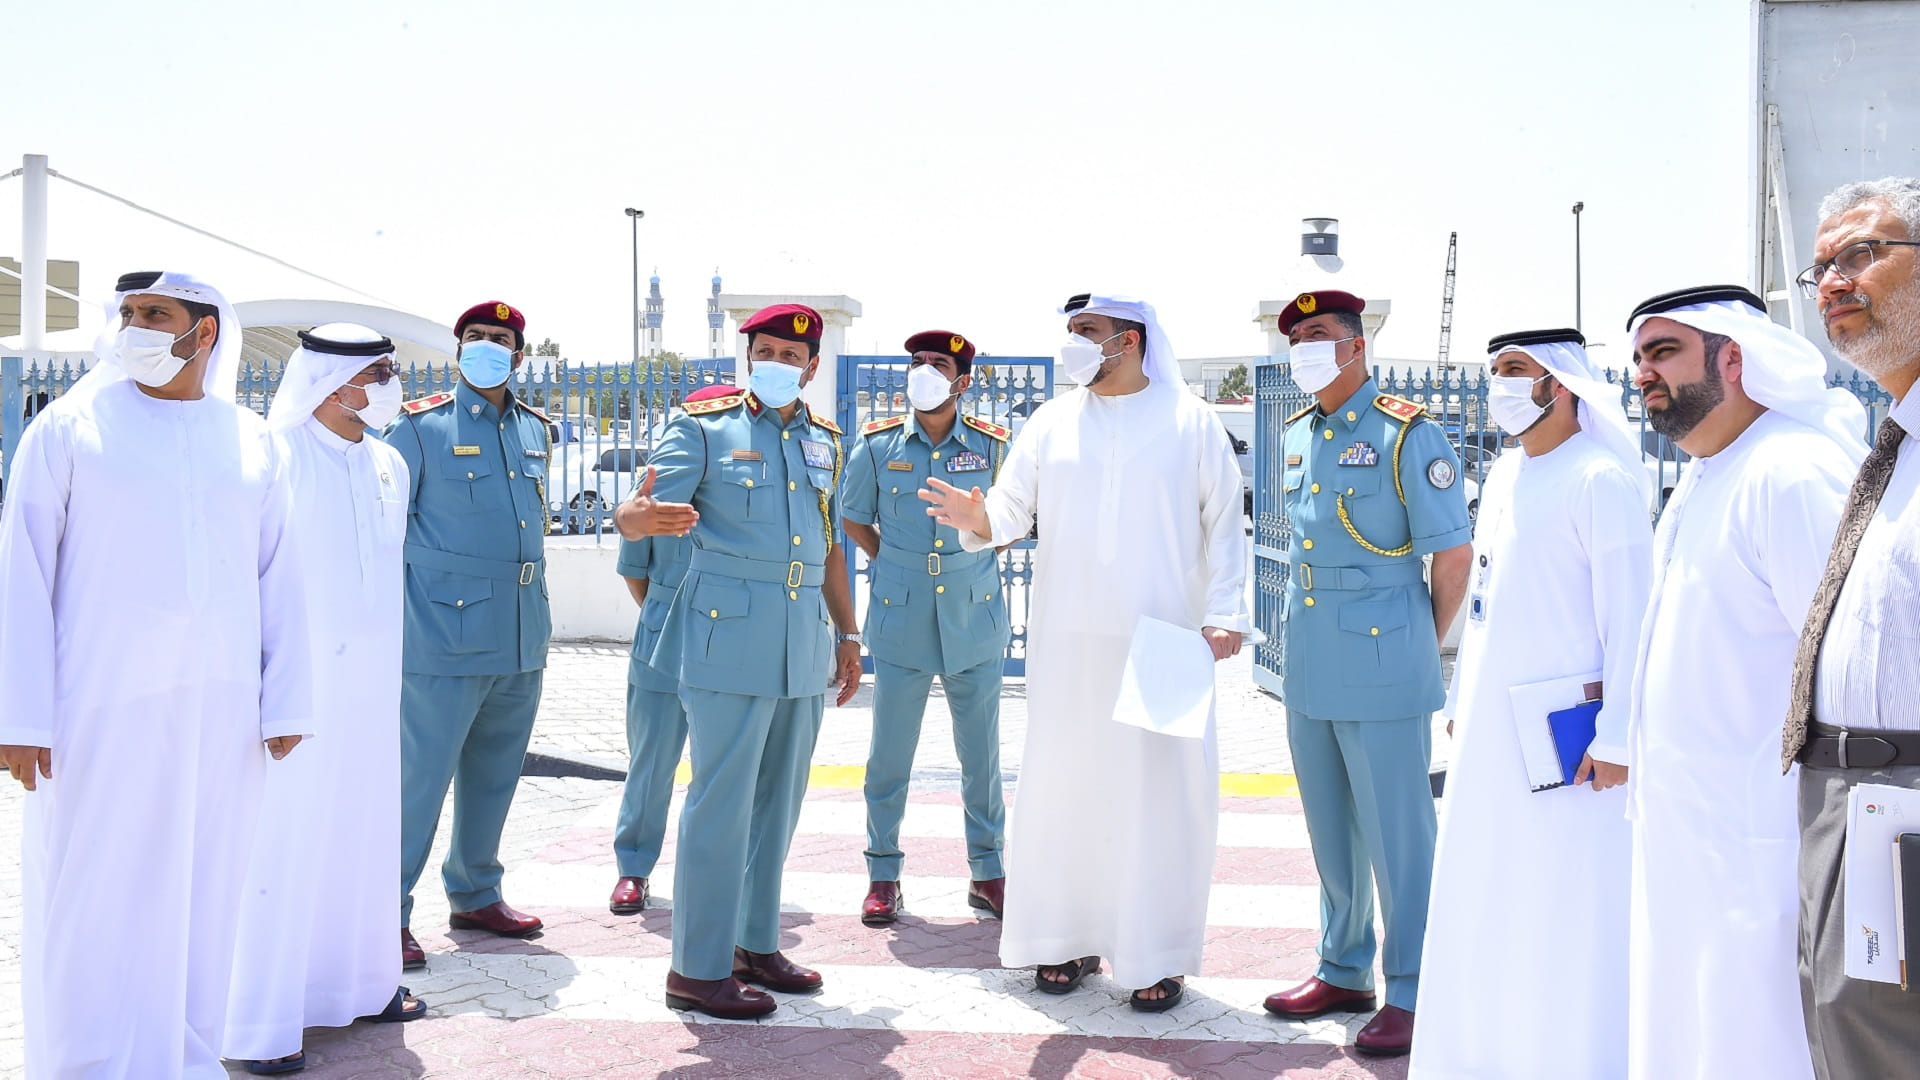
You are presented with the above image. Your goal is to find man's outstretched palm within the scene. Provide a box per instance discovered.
[918,477,989,538]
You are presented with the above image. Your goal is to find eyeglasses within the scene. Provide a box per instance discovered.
[357,365,399,386]
[1795,239,1920,298]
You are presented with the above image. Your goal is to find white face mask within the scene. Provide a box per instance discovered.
[1488,373,1555,435]
[109,323,202,387]
[906,365,958,411]
[1287,337,1357,394]
[1059,331,1125,384]
[345,377,404,429]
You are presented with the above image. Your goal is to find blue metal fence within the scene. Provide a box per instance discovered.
[1250,359,1894,696]
[0,355,729,536]
[835,354,1053,676]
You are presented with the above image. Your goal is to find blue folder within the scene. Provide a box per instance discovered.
[1547,700,1603,787]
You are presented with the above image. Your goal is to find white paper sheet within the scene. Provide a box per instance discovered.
[1506,671,1603,793]
[1845,782,1916,983]
[1112,616,1216,740]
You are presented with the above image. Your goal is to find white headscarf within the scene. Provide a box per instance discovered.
[1490,336,1653,504]
[1627,298,1869,467]
[1060,293,1181,386]
[76,271,243,402]
[266,323,395,431]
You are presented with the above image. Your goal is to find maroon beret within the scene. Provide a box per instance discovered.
[455,301,527,350]
[683,383,737,403]
[903,329,976,367]
[740,303,823,347]
[1277,290,1366,335]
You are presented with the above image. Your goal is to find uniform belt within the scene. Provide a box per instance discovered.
[689,548,825,588]
[1796,722,1920,769]
[874,543,993,577]
[1290,560,1426,592]
[405,543,541,586]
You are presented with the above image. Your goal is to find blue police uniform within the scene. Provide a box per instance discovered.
[385,379,553,927]
[644,389,843,982]
[613,534,693,881]
[841,411,1011,883]
[1279,375,1471,1012]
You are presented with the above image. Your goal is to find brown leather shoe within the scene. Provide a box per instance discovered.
[1355,1005,1415,1057]
[400,928,426,971]
[1263,977,1378,1019]
[966,877,1005,918]
[862,880,902,926]
[732,947,824,994]
[664,970,776,1020]
[449,900,543,938]
[609,876,648,916]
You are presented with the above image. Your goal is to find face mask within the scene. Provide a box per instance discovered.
[458,339,514,389]
[109,323,201,387]
[1488,373,1555,435]
[749,360,805,408]
[906,365,958,411]
[1286,337,1357,394]
[346,377,404,429]
[1059,331,1124,384]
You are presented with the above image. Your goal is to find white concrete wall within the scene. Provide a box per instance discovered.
[545,535,636,642]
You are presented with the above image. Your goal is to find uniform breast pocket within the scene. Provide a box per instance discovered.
[716,461,773,522]
[689,578,751,659]
[1336,599,1410,686]
[1284,470,1303,493]
[438,457,499,514]
[377,496,408,544]
[422,572,493,653]
[1334,469,1382,502]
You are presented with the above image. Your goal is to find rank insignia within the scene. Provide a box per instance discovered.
[1337,442,1378,467]
[950,334,967,354]
[801,439,834,470]
[494,303,512,321]
[947,450,989,473]
[793,313,811,335]
[1296,292,1317,314]
[1428,457,1457,489]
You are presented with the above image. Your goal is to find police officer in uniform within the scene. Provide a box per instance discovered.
[614,304,864,1020]
[841,331,1012,926]
[1260,291,1472,1058]
[608,382,736,915]
[386,301,553,970]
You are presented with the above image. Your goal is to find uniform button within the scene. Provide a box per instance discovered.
[1310,483,1320,494]
[932,452,942,460]
[744,479,754,488]
[508,470,516,478]
[1371,627,1380,636]
[789,590,798,600]
[790,481,797,491]
[792,535,802,545]
[1302,539,1314,550]
[1346,410,1357,421]
[467,471,475,479]
[1347,487,1355,496]
[883,598,891,605]
[889,486,897,494]
[456,599,465,608]
[1304,596,1316,607]
[498,422,505,430]
[985,592,992,600]
[936,585,946,594]
[783,431,791,440]
[1323,429,1333,440]
[934,539,945,548]
[710,609,719,618]
[520,520,526,528]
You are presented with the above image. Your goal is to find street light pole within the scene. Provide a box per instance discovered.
[625,208,645,367]
[1572,201,1585,333]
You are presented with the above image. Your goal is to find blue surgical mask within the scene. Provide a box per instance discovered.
[458,339,514,389]
[749,360,805,408]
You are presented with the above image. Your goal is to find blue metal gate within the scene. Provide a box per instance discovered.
[835,354,1053,676]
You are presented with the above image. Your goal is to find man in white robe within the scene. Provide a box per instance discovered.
[1622,285,1866,1080]
[224,325,423,1074]
[1410,328,1653,1080]
[0,271,312,1080]
[921,293,1252,1012]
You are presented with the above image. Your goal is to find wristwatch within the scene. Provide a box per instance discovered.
[837,632,865,646]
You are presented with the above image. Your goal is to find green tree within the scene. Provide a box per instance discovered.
[1217,363,1251,401]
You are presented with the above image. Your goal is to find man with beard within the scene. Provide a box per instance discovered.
[1623,285,1865,1080]
[1782,176,1920,1079]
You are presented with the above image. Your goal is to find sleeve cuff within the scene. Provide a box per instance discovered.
[0,725,53,748]
[1586,739,1629,766]
[1413,525,1474,556]
[261,716,315,741]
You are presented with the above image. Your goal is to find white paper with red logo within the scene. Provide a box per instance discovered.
[1845,782,1916,983]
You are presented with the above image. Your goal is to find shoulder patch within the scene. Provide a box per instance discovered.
[1373,394,1425,423]
[961,415,1011,442]
[401,392,454,415]
[684,393,746,417]
[861,415,909,436]
[809,411,843,436]
[1286,403,1317,424]
[514,399,549,422]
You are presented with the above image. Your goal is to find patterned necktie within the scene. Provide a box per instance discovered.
[1782,416,1908,768]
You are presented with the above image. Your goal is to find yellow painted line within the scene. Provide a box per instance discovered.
[673,762,1296,797]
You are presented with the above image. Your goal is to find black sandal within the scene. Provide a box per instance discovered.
[1034,955,1100,994]
[244,1050,306,1075]
[1129,976,1185,1013]
[358,986,428,1024]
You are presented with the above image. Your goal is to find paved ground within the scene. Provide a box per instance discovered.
[0,637,1446,1079]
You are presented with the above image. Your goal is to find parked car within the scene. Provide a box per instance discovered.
[1213,403,1255,516]
[547,445,647,532]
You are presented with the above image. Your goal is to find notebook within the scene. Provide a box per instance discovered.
[1506,672,1604,793]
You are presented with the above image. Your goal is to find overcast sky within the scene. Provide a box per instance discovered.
[7,0,1757,373]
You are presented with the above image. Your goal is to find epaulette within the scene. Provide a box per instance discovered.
[1373,394,1426,423]
[1286,403,1317,424]
[861,415,908,436]
[685,393,746,417]
[809,411,843,436]
[514,399,549,422]
[401,392,454,416]
[961,415,1011,442]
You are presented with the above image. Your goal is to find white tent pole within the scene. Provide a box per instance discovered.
[22,154,48,350]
